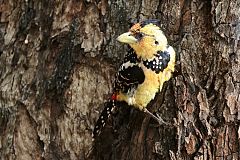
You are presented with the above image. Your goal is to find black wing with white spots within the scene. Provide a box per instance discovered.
[93,49,145,139]
[114,49,145,93]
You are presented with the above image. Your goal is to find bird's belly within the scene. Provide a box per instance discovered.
[132,69,160,110]
[116,69,160,110]
[116,62,174,111]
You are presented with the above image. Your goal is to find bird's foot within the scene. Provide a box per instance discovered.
[143,108,170,125]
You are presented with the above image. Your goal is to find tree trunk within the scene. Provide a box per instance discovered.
[0,0,239,159]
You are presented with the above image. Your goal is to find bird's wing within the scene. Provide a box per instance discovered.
[114,49,145,93]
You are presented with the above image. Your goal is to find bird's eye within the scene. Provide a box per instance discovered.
[135,32,144,40]
[155,41,159,45]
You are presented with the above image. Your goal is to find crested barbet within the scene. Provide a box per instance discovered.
[93,19,176,138]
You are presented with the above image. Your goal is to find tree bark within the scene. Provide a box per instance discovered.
[0,0,239,160]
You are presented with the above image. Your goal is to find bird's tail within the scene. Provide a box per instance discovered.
[92,99,118,139]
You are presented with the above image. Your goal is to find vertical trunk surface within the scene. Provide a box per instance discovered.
[0,0,239,159]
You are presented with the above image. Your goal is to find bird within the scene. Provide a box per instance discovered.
[92,19,176,139]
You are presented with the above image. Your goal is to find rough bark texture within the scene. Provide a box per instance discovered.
[0,0,239,160]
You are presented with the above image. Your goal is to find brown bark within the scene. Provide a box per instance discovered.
[0,0,239,160]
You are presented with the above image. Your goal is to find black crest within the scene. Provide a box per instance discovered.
[140,19,161,28]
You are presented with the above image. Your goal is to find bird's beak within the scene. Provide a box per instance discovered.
[117,32,137,44]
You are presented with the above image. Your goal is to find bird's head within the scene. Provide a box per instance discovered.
[117,20,168,60]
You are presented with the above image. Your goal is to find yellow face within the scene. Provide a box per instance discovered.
[117,22,168,60]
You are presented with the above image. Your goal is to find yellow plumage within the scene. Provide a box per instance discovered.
[93,20,176,138]
[117,21,176,112]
